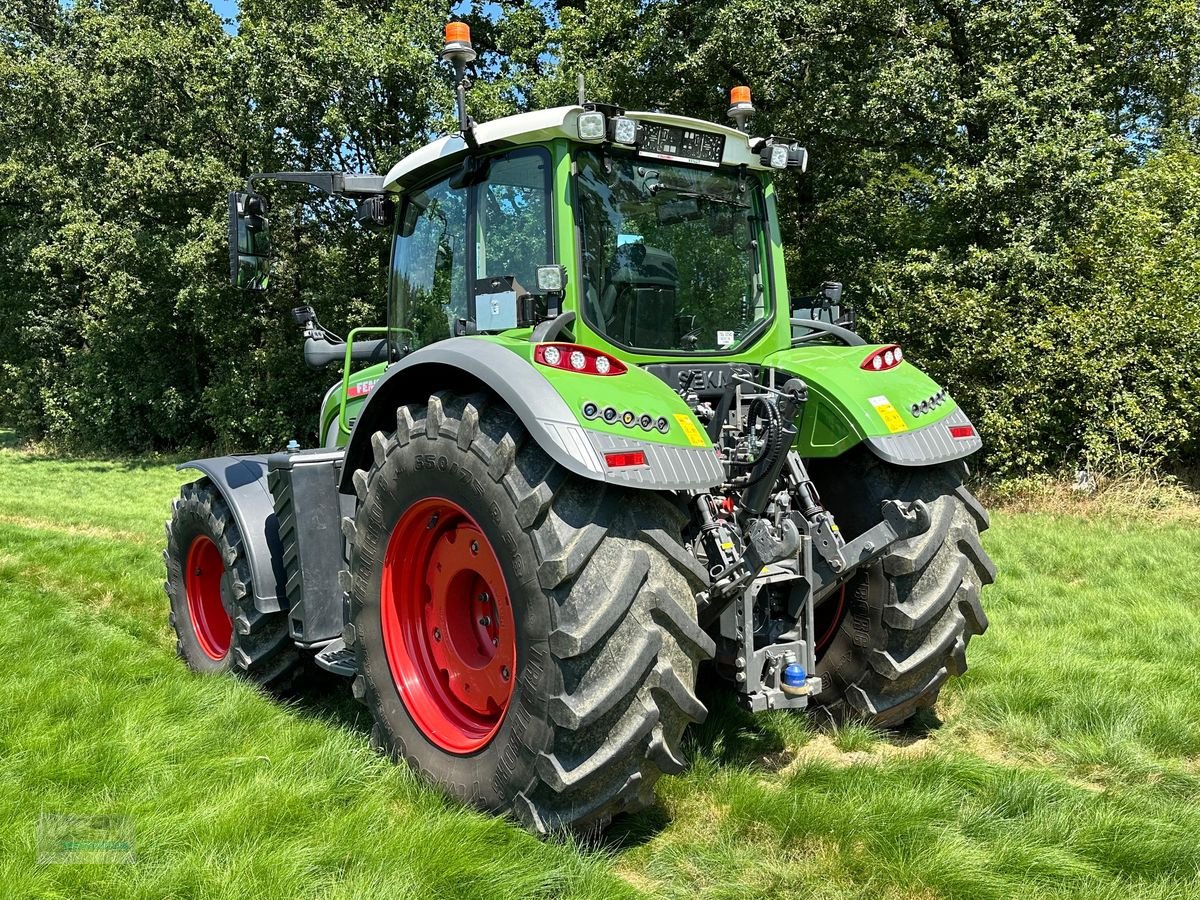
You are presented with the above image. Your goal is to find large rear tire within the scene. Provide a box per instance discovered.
[808,449,995,727]
[164,479,302,691]
[344,391,714,834]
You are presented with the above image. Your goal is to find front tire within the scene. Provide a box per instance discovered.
[164,479,302,690]
[345,391,714,834]
[809,450,995,726]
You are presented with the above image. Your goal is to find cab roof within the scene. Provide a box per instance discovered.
[382,105,773,192]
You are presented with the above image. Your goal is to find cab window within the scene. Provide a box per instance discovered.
[390,147,552,350]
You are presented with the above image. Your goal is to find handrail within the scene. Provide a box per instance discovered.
[789,317,866,347]
[339,326,391,436]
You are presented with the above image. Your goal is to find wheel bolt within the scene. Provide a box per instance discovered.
[501,666,510,681]
[433,627,441,641]
[470,540,479,554]
[479,592,489,603]
[427,513,439,529]
[479,616,491,626]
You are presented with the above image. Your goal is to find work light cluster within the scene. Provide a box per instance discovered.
[582,402,671,435]
[911,389,948,417]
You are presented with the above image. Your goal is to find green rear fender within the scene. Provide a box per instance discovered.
[336,335,724,494]
[763,345,983,465]
[320,362,388,447]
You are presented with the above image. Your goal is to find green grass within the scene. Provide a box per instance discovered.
[2,439,1199,898]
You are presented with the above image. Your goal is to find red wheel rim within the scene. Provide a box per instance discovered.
[381,497,517,754]
[815,584,848,658]
[185,535,232,660]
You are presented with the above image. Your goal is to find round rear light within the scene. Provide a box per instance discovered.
[894,347,903,363]
[543,346,561,366]
[872,356,883,371]
[569,350,586,370]
[883,350,895,367]
[594,355,611,375]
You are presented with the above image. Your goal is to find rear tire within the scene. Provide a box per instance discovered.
[345,391,714,834]
[809,450,995,727]
[164,479,302,691]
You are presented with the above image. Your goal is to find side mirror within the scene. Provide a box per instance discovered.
[228,191,271,290]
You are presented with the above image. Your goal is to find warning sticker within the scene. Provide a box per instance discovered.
[869,395,909,433]
[673,413,708,447]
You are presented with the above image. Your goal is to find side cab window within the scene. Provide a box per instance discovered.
[390,177,468,351]
[390,146,553,350]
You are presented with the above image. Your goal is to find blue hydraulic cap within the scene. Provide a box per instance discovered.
[782,663,807,687]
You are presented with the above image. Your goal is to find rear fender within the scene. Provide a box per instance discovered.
[338,337,724,494]
[763,345,983,465]
[177,456,285,614]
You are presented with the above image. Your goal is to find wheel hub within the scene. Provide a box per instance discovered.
[381,497,516,753]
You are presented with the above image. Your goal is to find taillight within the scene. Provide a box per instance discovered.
[604,451,646,468]
[534,343,627,376]
[861,344,904,371]
[948,424,976,439]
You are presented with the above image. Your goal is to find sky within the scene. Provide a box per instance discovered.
[207,0,238,33]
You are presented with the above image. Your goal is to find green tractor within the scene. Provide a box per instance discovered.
[164,23,994,834]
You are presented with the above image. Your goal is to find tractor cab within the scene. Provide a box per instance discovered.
[381,100,805,362]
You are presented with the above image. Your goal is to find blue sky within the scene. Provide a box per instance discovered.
[207,0,238,33]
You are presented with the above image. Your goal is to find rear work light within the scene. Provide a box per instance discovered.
[604,450,647,468]
[861,344,904,371]
[949,424,976,439]
[533,343,627,376]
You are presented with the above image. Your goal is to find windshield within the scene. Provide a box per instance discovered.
[575,150,770,353]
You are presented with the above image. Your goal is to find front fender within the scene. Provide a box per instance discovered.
[177,456,285,613]
[339,336,724,494]
[763,345,983,466]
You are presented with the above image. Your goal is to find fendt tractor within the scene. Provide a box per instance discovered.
[164,23,995,834]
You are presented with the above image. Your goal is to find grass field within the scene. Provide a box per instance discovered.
[2,435,1199,898]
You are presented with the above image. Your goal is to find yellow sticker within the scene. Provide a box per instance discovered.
[673,413,707,447]
[869,395,909,434]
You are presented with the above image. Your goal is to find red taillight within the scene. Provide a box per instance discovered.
[533,343,627,376]
[949,424,976,439]
[861,344,904,371]
[604,451,647,468]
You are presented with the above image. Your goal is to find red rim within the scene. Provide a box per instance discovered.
[381,497,517,754]
[185,534,232,660]
[815,584,848,657]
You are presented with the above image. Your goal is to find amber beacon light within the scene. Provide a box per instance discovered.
[727,85,755,131]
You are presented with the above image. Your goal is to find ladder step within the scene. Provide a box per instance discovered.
[314,638,358,677]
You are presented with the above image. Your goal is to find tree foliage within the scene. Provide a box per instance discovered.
[0,0,1197,474]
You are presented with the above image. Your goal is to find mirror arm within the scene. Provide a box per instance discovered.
[246,172,386,200]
